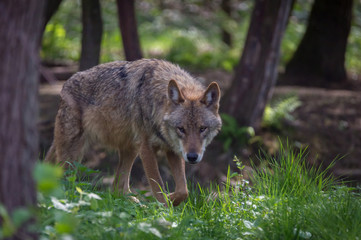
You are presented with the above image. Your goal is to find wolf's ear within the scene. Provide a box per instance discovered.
[168,80,185,105]
[201,82,220,109]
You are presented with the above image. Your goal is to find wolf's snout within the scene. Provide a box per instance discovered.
[186,153,199,164]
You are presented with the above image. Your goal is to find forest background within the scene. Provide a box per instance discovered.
[1,0,361,239]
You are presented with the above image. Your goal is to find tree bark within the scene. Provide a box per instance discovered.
[0,0,43,239]
[41,0,63,36]
[116,0,143,61]
[39,0,63,83]
[79,0,103,71]
[284,0,353,86]
[221,0,232,47]
[222,0,293,129]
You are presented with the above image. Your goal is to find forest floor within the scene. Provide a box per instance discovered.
[38,66,361,189]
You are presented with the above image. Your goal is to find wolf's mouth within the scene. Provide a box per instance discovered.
[179,140,205,164]
[182,151,204,164]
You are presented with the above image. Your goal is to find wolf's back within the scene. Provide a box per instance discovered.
[63,59,202,104]
[60,59,205,135]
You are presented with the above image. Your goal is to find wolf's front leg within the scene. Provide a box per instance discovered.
[139,139,167,204]
[166,151,188,206]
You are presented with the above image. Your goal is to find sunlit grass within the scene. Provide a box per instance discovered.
[251,142,336,198]
[29,144,361,240]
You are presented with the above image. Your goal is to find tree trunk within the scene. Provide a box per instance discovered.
[221,0,232,47]
[79,0,103,71]
[0,0,43,239]
[39,0,63,83]
[222,0,293,129]
[284,0,353,86]
[41,0,63,36]
[116,0,143,61]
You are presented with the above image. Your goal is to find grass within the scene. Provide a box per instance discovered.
[26,144,361,240]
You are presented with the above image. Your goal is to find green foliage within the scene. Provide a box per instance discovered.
[41,0,246,71]
[40,0,361,75]
[0,205,32,239]
[161,32,238,71]
[41,22,80,61]
[262,95,301,131]
[0,162,63,239]
[218,113,255,151]
[34,162,64,197]
[41,0,81,62]
[33,147,361,239]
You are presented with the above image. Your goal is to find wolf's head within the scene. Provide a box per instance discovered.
[163,80,222,164]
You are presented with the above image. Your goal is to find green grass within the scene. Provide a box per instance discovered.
[24,144,361,240]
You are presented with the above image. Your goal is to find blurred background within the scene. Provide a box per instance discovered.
[37,0,361,188]
[2,1,361,238]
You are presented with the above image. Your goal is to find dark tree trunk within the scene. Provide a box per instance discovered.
[0,0,44,239]
[41,0,63,35]
[39,0,63,83]
[221,0,232,47]
[79,0,103,71]
[116,0,143,61]
[222,0,293,129]
[284,0,353,86]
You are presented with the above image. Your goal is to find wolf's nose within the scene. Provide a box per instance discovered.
[186,153,198,163]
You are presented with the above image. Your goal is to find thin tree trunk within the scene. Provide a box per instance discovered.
[284,0,353,86]
[39,0,63,83]
[41,0,63,36]
[116,0,143,61]
[79,0,103,70]
[223,0,293,129]
[221,0,232,47]
[0,0,44,239]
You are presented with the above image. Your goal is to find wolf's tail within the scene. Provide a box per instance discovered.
[44,142,56,163]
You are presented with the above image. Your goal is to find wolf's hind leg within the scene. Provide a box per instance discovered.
[166,151,188,206]
[55,136,85,168]
[113,147,137,194]
[44,142,56,163]
[53,103,85,167]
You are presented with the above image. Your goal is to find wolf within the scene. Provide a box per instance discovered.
[45,59,222,206]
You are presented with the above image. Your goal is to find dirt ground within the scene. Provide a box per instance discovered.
[38,67,361,189]
[273,86,361,181]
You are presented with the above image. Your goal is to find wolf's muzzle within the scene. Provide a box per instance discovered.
[186,153,199,164]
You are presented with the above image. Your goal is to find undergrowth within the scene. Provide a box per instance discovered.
[2,144,359,239]
[262,95,301,131]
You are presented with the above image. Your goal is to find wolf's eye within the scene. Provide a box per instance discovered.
[177,127,186,134]
[200,127,207,133]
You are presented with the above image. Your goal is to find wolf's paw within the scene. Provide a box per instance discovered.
[168,191,188,206]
